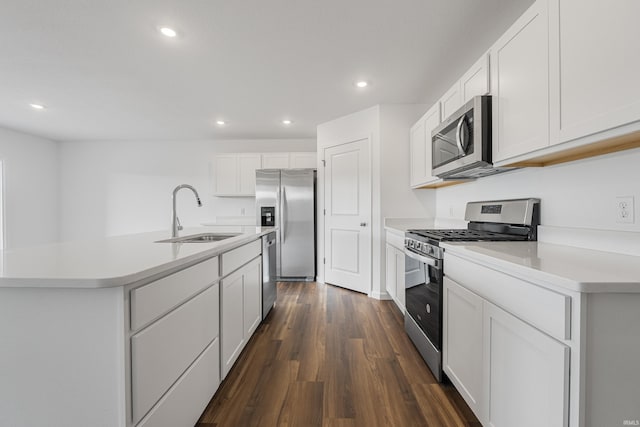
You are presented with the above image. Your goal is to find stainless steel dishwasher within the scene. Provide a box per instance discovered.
[262,231,277,319]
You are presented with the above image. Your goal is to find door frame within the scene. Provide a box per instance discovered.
[318,135,373,295]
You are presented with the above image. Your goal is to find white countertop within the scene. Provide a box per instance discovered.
[442,241,640,293]
[0,227,276,289]
[384,217,470,234]
[384,218,435,233]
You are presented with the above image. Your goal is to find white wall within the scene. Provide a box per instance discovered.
[317,105,434,296]
[58,139,315,242]
[0,126,59,249]
[435,147,640,232]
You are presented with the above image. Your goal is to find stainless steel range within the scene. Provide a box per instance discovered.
[403,198,540,382]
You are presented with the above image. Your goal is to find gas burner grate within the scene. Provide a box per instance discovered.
[407,229,530,242]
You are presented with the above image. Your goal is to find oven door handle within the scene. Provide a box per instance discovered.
[404,249,440,268]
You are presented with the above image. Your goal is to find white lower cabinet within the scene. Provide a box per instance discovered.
[137,338,220,427]
[444,273,570,427]
[385,244,397,300]
[128,256,222,427]
[385,231,406,312]
[221,268,245,378]
[131,284,219,423]
[443,278,483,417]
[483,301,569,427]
[243,256,262,338]
[221,255,262,379]
[394,248,405,309]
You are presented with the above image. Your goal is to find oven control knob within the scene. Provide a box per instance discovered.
[415,242,422,251]
[426,304,431,314]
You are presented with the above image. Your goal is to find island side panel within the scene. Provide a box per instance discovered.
[0,286,127,427]
[585,293,640,427]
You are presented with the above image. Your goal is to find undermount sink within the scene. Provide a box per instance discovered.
[155,233,241,243]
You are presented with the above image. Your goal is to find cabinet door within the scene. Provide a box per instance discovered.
[137,339,220,427]
[552,0,640,143]
[443,278,483,419]
[289,152,317,169]
[483,301,569,427]
[409,119,427,187]
[410,103,440,188]
[213,154,238,195]
[440,82,462,120]
[394,248,405,310]
[461,54,490,103]
[491,0,550,162]
[262,153,290,169]
[238,154,262,196]
[385,244,397,299]
[221,269,245,379]
[243,257,262,338]
[131,284,219,424]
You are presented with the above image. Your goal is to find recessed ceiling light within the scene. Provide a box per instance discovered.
[216,120,226,125]
[282,119,293,125]
[355,81,369,88]
[159,27,177,38]
[30,103,45,110]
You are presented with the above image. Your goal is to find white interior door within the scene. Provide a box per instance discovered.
[323,139,371,294]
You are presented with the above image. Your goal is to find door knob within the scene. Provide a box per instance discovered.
[360,222,367,227]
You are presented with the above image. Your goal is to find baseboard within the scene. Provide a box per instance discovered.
[369,290,392,300]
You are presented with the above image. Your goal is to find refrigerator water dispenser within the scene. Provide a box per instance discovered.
[261,206,275,226]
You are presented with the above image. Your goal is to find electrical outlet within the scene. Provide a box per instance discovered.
[616,196,634,224]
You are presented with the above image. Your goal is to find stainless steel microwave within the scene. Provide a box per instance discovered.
[431,95,514,179]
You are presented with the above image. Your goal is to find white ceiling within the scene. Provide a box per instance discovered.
[0,0,533,142]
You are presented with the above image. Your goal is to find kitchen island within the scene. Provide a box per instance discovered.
[0,227,274,427]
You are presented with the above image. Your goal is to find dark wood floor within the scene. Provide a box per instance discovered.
[197,282,480,427]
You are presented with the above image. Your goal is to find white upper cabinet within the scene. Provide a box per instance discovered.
[238,154,262,195]
[410,103,441,188]
[212,153,261,196]
[440,81,463,120]
[262,152,290,169]
[550,0,640,144]
[491,0,550,163]
[409,119,427,187]
[213,151,316,196]
[289,152,317,169]
[212,154,240,196]
[461,53,490,103]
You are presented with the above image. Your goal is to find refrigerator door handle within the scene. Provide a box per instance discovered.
[281,186,287,243]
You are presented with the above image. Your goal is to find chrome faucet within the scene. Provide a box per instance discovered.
[172,184,202,238]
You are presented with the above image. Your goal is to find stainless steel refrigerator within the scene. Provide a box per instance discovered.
[255,169,316,280]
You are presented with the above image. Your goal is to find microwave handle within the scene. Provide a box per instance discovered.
[456,116,468,155]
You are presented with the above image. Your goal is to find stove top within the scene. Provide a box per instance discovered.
[404,198,540,259]
[406,228,530,242]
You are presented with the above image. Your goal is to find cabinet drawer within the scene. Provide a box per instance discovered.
[221,239,261,277]
[445,254,570,341]
[131,284,219,424]
[386,231,405,251]
[136,338,220,427]
[131,257,219,331]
